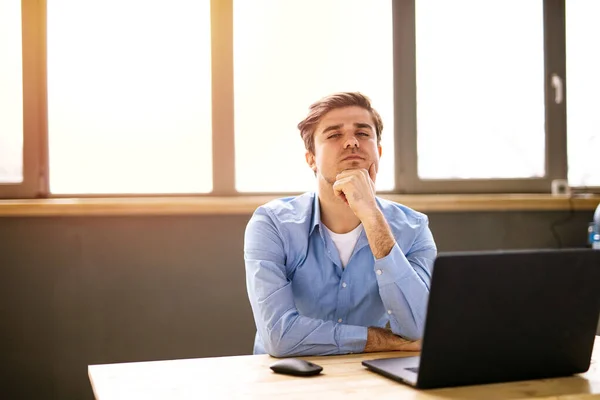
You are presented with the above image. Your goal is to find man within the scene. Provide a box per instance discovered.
[244,92,437,357]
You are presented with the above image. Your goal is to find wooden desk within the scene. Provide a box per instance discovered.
[89,336,600,399]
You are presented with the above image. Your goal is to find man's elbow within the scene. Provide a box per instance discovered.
[266,348,289,358]
[401,330,422,342]
[392,319,425,341]
[263,338,296,358]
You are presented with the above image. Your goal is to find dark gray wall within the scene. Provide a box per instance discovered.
[0,209,595,399]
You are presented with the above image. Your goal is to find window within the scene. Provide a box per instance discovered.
[233,0,394,192]
[0,0,23,184]
[566,0,600,188]
[1,0,598,200]
[47,0,213,194]
[391,0,567,193]
[415,0,545,180]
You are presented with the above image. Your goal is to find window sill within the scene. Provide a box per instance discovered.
[0,194,598,217]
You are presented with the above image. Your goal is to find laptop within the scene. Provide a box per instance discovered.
[362,248,600,389]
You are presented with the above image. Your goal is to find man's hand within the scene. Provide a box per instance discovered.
[332,164,378,220]
[364,327,422,353]
[334,163,395,259]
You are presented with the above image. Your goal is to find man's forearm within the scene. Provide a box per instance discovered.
[361,209,396,259]
[364,327,421,353]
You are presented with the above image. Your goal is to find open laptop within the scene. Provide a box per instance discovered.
[362,248,600,389]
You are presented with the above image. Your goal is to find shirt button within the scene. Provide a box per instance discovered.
[376,269,383,275]
[387,310,392,315]
[342,282,347,288]
[338,318,343,323]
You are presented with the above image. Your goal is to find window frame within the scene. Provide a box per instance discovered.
[393,0,569,194]
[1,0,597,200]
[0,0,48,199]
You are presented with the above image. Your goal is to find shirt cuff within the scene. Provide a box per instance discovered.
[335,324,368,354]
[373,243,412,285]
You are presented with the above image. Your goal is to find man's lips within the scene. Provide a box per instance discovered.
[341,155,365,161]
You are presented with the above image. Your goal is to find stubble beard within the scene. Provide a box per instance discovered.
[322,160,362,186]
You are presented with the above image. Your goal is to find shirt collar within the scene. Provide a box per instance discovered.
[309,192,321,235]
[309,192,384,238]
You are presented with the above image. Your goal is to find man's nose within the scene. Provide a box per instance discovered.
[344,136,359,148]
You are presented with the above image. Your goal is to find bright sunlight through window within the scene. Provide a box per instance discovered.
[0,0,23,184]
[48,0,212,194]
[234,0,394,193]
[415,0,545,180]
[566,0,600,188]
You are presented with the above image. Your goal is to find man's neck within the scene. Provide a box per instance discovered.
[317,182,362,234]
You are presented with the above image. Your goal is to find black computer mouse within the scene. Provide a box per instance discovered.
[269,358,323,376]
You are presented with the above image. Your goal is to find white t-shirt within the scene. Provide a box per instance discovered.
[322,223,364,268]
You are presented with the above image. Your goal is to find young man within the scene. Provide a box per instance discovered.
[244,92,437,357]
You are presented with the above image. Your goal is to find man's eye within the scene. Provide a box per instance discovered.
[357,132,370,137]
[328,133,341,139]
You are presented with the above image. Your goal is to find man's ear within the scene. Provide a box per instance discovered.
[378,145,382,158]
[305,151,317,172]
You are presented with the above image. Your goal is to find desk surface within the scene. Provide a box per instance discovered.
[89,336,600,400]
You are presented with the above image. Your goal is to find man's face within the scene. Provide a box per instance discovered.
[306,106,382,186]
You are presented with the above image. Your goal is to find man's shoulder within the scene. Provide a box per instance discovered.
[376,196,428,225]
[246,192,314,253]
[254,192,315,224]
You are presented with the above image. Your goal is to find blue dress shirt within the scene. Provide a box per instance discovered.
[244,192,437,357]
